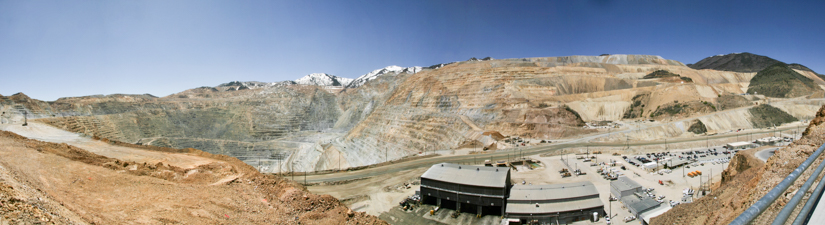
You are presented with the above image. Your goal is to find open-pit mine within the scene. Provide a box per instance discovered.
[3,53,825,224]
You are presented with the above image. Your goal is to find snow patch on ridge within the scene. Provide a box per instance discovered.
[294,73,352,87]
[346,65,423,88]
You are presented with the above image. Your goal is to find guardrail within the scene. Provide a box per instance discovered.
[729,143,825,225]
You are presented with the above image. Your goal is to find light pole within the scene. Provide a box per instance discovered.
[609,194,613,221]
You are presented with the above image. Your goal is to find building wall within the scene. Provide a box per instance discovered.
[610,185,639,199]
[509,206,605,224]
[420,178,507,207]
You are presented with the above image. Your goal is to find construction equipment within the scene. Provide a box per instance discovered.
[561,172,572,177]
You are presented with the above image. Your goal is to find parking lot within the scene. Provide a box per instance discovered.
[510,146,741,224]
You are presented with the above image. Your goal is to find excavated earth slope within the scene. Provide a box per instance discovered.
[652,105,825,225]
[0,124,384,224]
[3,54,825,172]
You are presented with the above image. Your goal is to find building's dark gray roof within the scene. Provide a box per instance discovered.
[506,198,604,215]
[420,163,509,188]
[611,176,642,191]
[508,182,598,202]
[621,195,659,214]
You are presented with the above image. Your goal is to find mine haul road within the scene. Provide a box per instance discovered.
[299,98,822,183]
[298,123,803,184]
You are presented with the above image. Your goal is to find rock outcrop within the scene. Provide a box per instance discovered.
[2,54,823,172]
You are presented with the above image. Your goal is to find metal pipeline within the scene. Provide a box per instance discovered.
[729,143,825,225]
[792,162,825,225]
[772,146,825,225]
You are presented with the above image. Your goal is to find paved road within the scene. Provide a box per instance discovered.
[755,147,779,162]
[297,125,804,183]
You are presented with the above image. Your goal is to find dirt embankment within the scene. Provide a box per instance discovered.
[0,131,386,224]
[652,105,825,225]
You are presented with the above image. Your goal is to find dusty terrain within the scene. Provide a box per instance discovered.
[0,123,384,224]
[2,54,824,176]
[652,105,825,224]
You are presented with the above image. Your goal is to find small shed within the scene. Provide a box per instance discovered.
[726,141,755,150]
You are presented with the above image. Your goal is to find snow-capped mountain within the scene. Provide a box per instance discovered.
[294,73,353,87]
[217,80,295,90]
[346,65,423,88]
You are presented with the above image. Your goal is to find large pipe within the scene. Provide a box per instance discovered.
[772,148,825,225]
[792,162,825,225]
[730,143,825,225]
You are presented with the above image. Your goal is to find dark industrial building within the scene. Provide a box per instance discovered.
[506,181,605,224]
[420,163,607,223]
[420,163,511,215]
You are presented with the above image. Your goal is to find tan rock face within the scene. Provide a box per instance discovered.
[2,55,821,172]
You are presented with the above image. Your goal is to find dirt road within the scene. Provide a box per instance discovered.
[0,123,218,169]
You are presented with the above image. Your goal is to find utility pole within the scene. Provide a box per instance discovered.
[626,135,630,150]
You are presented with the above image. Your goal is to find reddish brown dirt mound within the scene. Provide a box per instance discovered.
[0,131,386,224]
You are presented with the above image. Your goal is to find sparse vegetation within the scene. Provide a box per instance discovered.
[650,101,716,118]
[717,94,751,110]
[643,70,680,79]
[747,63,821,98]
[688,52,783,73]
[650,103,687,117]
[623,94,649,119]
[642,70,692,83]
[748,104,797,128]
[688,120,707,134]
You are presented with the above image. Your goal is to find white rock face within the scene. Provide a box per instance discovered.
[295,73,353,87]
[347,65,423,88]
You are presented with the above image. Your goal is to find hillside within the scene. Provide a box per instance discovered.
[0,124,384,224]
[1,54,819,173]
[688,52,782,72]
[746,63,821,98]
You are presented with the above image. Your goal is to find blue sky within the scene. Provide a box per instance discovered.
[1,1,824,101]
